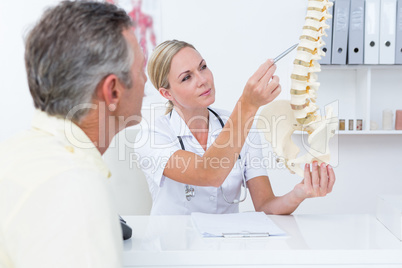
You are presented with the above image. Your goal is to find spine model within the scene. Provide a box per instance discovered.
[257,0,339,177]
[291,0,332,126]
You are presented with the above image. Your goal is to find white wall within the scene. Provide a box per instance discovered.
[0,0,60,142]
[2,0,402,215]
[158,0,306,110]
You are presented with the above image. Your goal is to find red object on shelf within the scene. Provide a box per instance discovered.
[395,110,402,130]
[356,119,363,130]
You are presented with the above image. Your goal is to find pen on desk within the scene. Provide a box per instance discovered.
[273,43,299,64]
[222,232,270,238]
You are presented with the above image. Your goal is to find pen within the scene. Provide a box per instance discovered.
[273,43,299,63]
[222,232,270,238]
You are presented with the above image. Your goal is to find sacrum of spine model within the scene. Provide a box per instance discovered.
[257,0,339,177]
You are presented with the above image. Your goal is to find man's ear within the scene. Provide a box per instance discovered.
[159,87,173,101]
[98,74,121,108]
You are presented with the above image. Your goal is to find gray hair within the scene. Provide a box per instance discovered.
[25,1,134,122]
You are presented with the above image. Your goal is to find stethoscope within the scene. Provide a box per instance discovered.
[173,108,248,204]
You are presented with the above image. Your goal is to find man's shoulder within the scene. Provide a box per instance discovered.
[1,129,72,156]
[0,129,55,162]
[0,129,102,180]
[0,130,33,149]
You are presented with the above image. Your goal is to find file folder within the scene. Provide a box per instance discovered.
[365,0,381,64]
[348,0,365,64]
[332,0,351,64]
[380,0,397,64]
[319,0,334,64]
[396,0,402,64]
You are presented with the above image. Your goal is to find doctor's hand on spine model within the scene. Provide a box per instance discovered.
[136,40,336,215]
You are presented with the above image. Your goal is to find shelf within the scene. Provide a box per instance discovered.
[338,130,402,135]
[321,64,402,70]
[294,130,402,135]
[316,66,402,137]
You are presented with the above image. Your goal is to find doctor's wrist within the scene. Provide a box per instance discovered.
[237,96,259,116]
[289,189,306,206]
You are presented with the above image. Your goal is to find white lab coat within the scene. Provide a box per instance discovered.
[136,107,268,215]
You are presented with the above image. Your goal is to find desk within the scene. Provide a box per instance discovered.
[123,214,402,267]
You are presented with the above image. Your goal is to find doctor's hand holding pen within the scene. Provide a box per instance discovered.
[240,59,281,111]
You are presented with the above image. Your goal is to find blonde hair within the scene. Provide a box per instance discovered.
[147,40,196,114]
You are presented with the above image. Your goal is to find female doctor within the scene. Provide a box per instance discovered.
[136,40,336,215]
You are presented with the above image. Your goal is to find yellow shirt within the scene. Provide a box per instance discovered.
[0,110,122,268]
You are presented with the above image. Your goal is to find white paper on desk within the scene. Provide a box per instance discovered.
[191,212,286,238]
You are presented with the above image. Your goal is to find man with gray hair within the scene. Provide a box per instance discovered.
[0,1,146,267]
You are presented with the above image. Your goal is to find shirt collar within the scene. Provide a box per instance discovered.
[168,107,224,138]
[168,108,193,137]
[31,109,111,178]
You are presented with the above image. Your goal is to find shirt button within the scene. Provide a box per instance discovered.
[65,146,74,153]
[209,196,215,201]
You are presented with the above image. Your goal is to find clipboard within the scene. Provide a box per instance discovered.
[223,232,270,238]
[191,212,286,238]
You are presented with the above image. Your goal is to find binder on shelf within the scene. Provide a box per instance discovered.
[396,0,402,64]
[332,0,351,64]
[348,0,365,64]
[364,0,381,64]
[319,0,334,64]
[379,0,397,64]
